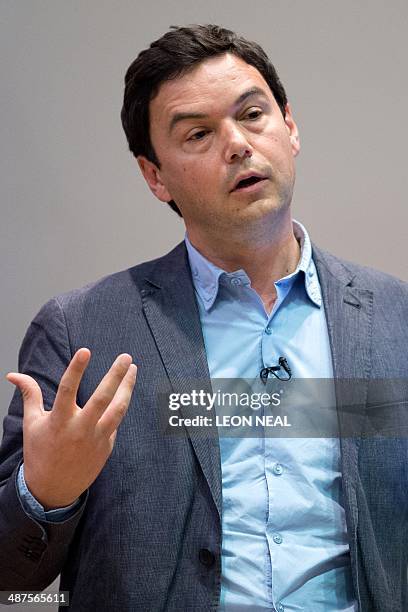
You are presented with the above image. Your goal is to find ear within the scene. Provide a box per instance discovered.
[137,156,172,203]
[283,103,300,157]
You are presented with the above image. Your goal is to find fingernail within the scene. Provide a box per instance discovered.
[77,348,90,361]
[118,354,132,367]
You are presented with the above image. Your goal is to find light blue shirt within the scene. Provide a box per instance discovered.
[185,220,357,612]
[18,220,357,611]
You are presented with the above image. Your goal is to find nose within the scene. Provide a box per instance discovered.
[222,122,253,163]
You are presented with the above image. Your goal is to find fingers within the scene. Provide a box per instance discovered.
[6,373,44,421]
[97,364,137,437]
[52,348,91,417]
[81,354,133,426]
[6,350,136,440]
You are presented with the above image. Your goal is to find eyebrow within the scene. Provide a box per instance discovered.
[168,86,269,134]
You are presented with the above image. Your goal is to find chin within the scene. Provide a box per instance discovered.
[242,196,288,218]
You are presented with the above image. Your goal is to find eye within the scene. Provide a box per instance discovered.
[243,108,263,121]
[187,130,209,142]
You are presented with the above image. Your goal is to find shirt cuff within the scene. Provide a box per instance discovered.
[17,463,81,522]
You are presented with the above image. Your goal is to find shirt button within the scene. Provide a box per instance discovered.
[265,326,272,335]
[277,603,285,612]
[230,277,241,286]
[272,463,283,476]
[273,533,283,545]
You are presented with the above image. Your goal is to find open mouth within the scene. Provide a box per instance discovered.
[233,175,267,191]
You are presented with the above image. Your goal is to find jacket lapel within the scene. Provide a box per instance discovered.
[312,244,374,602]
[140,243,222,517]
[313,244,374,486]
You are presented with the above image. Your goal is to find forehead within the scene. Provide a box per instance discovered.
[149,53,274,125]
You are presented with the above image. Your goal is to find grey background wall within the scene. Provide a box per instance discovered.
[1,0,407,607]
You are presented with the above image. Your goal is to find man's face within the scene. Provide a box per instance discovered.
[138,53,300,239]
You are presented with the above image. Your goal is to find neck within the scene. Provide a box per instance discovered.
[187,213,301,314]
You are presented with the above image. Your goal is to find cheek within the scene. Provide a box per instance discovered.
[180,161,218,196]
[162,164,208,206]
[259,131,294,171]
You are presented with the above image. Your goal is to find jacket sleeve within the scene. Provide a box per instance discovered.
[0,297,88,591]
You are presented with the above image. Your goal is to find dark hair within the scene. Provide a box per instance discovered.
[121,24,288,217]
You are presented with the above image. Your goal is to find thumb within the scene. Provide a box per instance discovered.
[6,373,44,418]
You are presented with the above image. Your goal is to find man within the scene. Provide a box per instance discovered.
[0,24,407,612]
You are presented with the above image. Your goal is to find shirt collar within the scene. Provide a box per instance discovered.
[185,219,322,311]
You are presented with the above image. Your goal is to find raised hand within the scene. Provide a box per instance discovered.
[7,348,137,510]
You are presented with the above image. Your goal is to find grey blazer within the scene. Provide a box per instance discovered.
[0,242,407,611]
